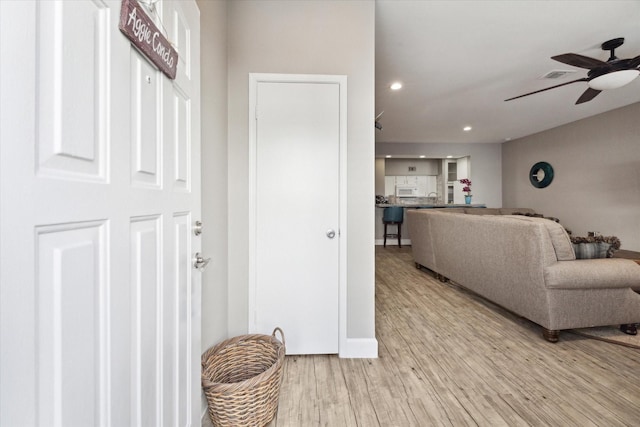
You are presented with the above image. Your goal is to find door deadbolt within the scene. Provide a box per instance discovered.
[194,221,203,236]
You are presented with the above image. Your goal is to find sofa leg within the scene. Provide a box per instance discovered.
[542,328,559,343]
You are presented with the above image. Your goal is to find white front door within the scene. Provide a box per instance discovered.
[0,1,201,425]
[249,75,347,355]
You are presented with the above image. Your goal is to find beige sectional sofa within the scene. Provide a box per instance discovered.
[406,209,640,342]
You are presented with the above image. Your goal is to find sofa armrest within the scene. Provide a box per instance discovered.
[544,259,640,290]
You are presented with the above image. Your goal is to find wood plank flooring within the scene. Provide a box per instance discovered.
[214,246,640,426]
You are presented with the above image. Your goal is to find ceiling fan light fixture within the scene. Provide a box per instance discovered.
[588,69,640,90]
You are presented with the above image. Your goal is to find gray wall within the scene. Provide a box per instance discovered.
[376,142,503,208]
[198,0,229,350]
[227,1,376,340]
[502,102,640,251]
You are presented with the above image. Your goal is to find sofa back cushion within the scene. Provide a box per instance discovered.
[464,208,501,215]
[431,208,466,214]
[500,208,536,215]
[504,215,576,261]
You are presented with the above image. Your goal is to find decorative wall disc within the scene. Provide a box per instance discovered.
[529,162,554,188]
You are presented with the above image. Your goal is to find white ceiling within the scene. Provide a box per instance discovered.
[375,0,640,144]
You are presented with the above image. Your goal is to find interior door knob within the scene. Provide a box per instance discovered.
[326,229,336,239]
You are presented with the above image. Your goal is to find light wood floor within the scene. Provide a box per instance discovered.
[269,246,640,426]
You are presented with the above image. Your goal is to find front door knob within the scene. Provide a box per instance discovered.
[193,252,211,271]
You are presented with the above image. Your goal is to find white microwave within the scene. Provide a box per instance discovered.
[396,185,418,198]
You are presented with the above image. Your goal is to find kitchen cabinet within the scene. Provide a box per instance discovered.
[446,161,457,182]
[384,176,395,197]
[394,176,418,186]
[417,176,437,197]
[384,175,437,197]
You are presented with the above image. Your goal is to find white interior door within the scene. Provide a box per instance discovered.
[249,75,346,355]
[0,1,201,426]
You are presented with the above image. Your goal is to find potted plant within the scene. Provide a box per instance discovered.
[460,178,472,204]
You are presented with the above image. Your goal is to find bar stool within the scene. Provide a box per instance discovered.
[383,206,404,248]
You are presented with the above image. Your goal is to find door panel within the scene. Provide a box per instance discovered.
[131,51,162,188]
[0,1,201,426]
[253,80,341,355]
[36,0,108,181]
[172,88,191,190]
[36,221,107,427]
[173,211,193,426]
[130,215,161,426]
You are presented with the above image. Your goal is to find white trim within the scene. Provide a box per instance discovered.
[339,338,378,358]
[248,73,348,355]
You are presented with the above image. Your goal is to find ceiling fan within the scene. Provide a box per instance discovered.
[506,37,640,104]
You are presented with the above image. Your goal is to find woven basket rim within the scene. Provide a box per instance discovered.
[201,332,285,392]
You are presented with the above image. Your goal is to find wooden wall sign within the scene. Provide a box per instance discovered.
[119,0,178,80]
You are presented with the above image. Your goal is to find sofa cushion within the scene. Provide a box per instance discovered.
[505,215,576,261]
[573,242,610,259]
[464,208,501,215]
[500,208,536,215]
[432,208,466,213]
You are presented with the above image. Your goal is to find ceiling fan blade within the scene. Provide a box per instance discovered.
[505,78,588,102]
[575,87,601,104]
[629,54,640,68]
[551,53,608,69]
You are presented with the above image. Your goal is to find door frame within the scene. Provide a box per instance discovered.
[247,73,347,355]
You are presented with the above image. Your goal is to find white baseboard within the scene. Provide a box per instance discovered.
[339,337,378,358]
[374,238,411,246]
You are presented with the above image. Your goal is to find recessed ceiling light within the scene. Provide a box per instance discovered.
[419,155,426,158]
[504,137,512,141]
[385,155,392,158]
[390,82,402,90]
[446,155,453,158]
[463,126,472,132]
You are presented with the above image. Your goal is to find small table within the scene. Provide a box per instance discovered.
[613,249,640,265]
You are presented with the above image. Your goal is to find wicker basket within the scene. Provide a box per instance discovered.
[201,328,286,427]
